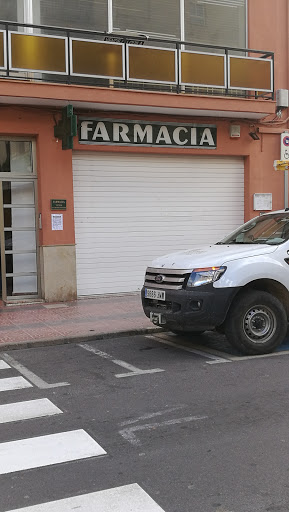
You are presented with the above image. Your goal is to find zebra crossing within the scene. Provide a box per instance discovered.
[0,357,166,512]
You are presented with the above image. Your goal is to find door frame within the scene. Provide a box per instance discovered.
[0,137,40,302]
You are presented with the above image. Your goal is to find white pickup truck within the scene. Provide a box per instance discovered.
[141,209,289,355]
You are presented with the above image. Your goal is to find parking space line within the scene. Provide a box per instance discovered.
[120,406,185,427]
[2,353,70,389]
[146,334,231,364]
[149,333,289,362]
[227,349,289,361]
[119,415,208,446]
[79,343,165,378]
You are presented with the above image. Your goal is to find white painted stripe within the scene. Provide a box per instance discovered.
[0,429,106,475]
[120,406,185,426]
[4,484,165,512]
[0,399,63,424]
[147,334,231,363]
[0,377,32,392]
[0,360,10,370]
[119,415,208,446]
[79,343,164,378]
[2,353,69,389]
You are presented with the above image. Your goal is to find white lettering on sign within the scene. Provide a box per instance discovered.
[200,128,215,146]
[113,123,130,142]
[92,122,110,141]
[173,127,188,146]
[134,124,153,144]
[155,126,172,145]
[191,128,197,146]
[79,119,217,148]
[80,121,94,140]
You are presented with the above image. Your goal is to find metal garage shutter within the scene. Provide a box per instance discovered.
[72,153,244,296]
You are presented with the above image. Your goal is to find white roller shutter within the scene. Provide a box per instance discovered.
[72,152,244,296]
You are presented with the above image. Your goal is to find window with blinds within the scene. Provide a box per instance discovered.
[0,0,23,23]
[112,0,180,40]
[37,0,108,32]
[0,1,246,50]
[185,0,246,49]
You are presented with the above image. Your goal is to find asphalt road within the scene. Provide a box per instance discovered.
[1,332,289,512]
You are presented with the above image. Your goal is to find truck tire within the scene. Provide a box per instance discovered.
[225,290,287,355]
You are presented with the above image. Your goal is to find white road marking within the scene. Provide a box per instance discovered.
[0,399,62,424]
[2,353,70,388]
[146,334,231,364]
[4,484,165,512]
[0,429,106,475]
[0,376,32,392]
[0,360,10,369]
[119,415,208,446]
[79,343,164,378]
[120,406,185,427]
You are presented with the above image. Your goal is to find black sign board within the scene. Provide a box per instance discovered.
[104,36,144,45]
[79,119,217,149]
[51,199,67,211]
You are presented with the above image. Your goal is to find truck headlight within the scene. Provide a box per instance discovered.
[186,266,226,288]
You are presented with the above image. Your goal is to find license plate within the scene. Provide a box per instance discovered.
[150,312,166,325]
[145,288,166,301]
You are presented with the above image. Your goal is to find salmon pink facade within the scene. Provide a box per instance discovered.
[0,0,287,301]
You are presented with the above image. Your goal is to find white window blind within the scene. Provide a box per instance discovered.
[112,0,181,39]
[185,0,246,49]
[37,0,108,32]
[0,0,22,23]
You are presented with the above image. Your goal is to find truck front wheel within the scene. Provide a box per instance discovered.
[225,290,287,355]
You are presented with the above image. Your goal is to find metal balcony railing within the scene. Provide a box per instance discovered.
[0,20,274,100]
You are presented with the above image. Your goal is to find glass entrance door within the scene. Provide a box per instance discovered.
[0,140,38,301]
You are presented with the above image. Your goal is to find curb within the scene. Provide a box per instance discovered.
[0,326,164,352]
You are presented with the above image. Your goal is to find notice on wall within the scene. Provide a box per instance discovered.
[51,213,63,231]
[253,193,272,211]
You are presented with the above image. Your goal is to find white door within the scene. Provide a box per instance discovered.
[72,153,244,296]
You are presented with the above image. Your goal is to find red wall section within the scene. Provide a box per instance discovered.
[0,104,285,240]
[248,0,289,91]
[0,107,75,247]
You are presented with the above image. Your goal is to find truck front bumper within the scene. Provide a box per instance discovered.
[141,284,240,331]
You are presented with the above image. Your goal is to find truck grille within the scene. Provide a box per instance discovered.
[144,267,191,290]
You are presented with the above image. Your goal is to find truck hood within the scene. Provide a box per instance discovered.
[151,244,278,270]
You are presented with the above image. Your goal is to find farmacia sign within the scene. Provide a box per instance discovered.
[79,119,217,149]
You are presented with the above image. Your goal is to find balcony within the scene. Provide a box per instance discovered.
[0,21,274,101]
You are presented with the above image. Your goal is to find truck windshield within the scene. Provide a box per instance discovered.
[217,213,289,245]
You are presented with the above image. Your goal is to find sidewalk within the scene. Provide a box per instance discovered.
[0,293,160,350]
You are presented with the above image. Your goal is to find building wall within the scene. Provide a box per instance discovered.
[247,0,289,213]
[0,0,287,300]
[0,106,76,301]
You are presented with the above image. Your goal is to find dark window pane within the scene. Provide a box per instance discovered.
[5,231,13,251]
[37,0,107,32]
[0,142,10,173]
[113,0,180,39]
[184,0,246,49]
[5,254,13,274]
[0,0,23,23]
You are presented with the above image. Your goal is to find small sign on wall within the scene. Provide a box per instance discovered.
[51,213,63,231]
[253,193,272,211]
[51,199,66,210]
